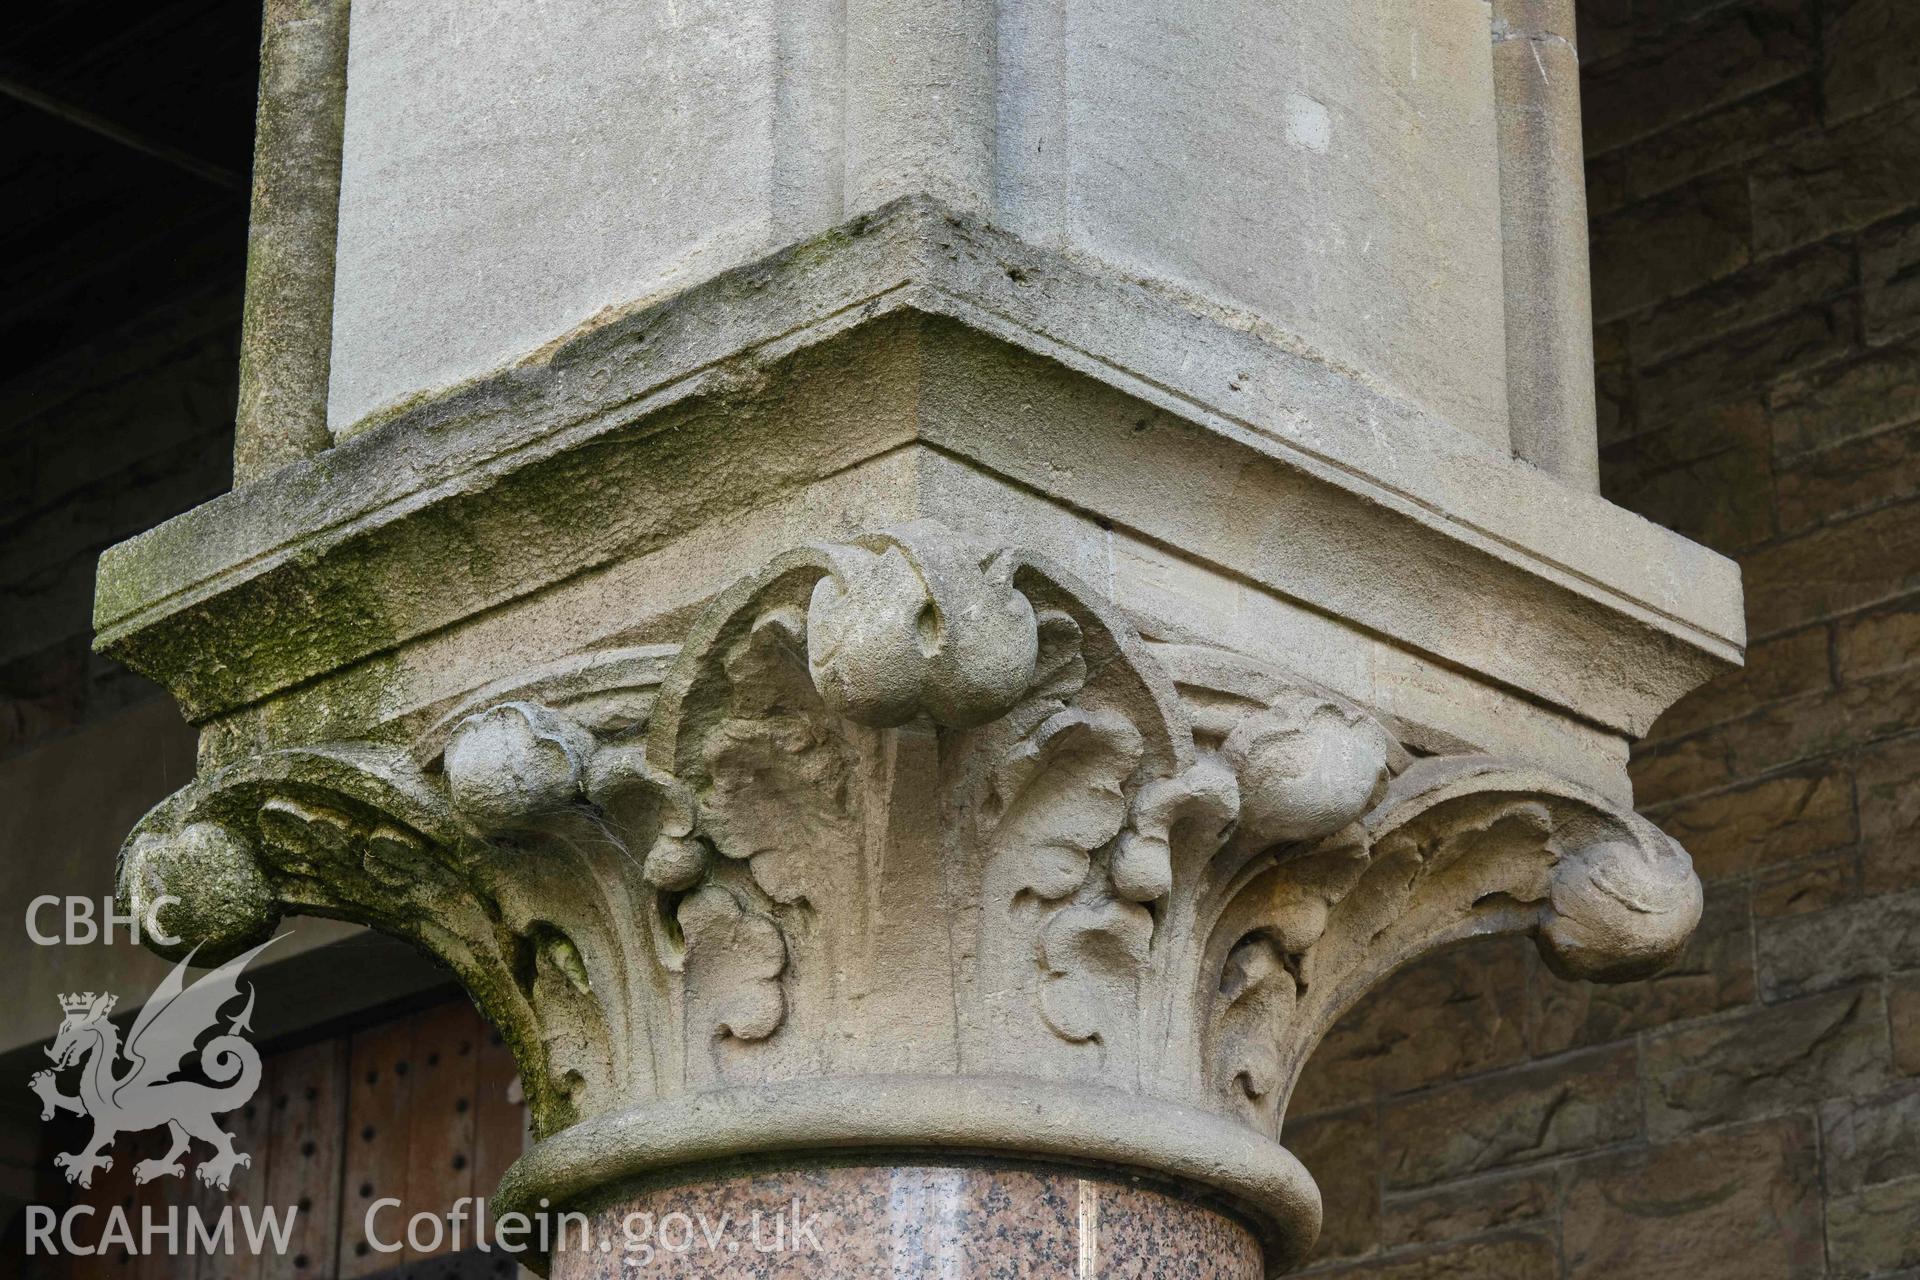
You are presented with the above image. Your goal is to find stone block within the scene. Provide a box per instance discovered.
[1288,1107,1380,1264]
[1310,1235,1557,1280]
[0,638,91,762]
[1379,1171,1554,1251]
[1582,0,1815,155]
[1822,1086,1920,1194]
[328,0,1513,450]
[1595,319,1638,446]
[1632,669,1920,806]
[1575,0,1637,64]
[1644,986,1891,1135]
[1649,624,1832,742]
[1752,96,1920,256]
[1381,1047,1640,1189]
[26,322,239,515]
[1828,1178,1920,1277]
[1560,1118,1824,1280]
[1752,849,1861,918]
[1839,597,1920,682]
[1653,764,1852,881]
[1743,502,1920,635]
[1590,172,1752,321]
[1859,734,1920,893]
[1757,894,1920,1001]
[1601,400,1778,552]
[1769,342,1920,460]
[1531,885,1754,1052]
[1862,213,1920,346]
[1291,938,1532,1116]
[1893,976,1920,1075]
[1610,78,1820,214]
[1778,421,1920,533]
[1631,242,1852,368]
[1823,0,1920,125]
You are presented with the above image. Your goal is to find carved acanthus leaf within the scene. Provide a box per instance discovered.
[1207,756,1702,1129]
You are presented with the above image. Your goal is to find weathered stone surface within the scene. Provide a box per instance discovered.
[1560,1118,1824,1280]
[1492,0,1600,487]
[1751,849,1861,918]
[1893,976,1920,1076]
[1290,1107,1380,1264]
[1822,0,1920,125]
[1631,668,1920,805]
[1600,400,1776,553]
[1757,892,1920,1001]
[1602,79,1821,217]
[1779,421,1920,533]
[1590,172,1752,321]
[1381,1048,1641,1189]
[1644,986,1892,1136]
[1649,625,1831,742]
[1652,764,1852,881]
[1631,243,1851,369]
[1743,505,1920,634]
[1751,96,1920,256]
[1636,302,1850,430]
[1862,214,1920,346]
[1531,886,1753,1052]
[1309,1235,1557,1280]
[1768,342,1920,459]
[85,0,1761,1268]
[1859,734,1920,893]
[1838,600,1920,684]
[95,202,1743,768]
[1822,1086,1920,1194]
[233,0,350,484]
[1582,0,1814,156]
[1379,1172,1554,1252]
[327,0,1514,452]
[1291,939,1532,1116]
[1827,1178,1920,1277]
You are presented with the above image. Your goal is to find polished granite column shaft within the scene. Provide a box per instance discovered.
[551,1163,1263,1279]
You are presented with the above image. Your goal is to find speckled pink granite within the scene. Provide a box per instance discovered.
[550,1163,1263,1278]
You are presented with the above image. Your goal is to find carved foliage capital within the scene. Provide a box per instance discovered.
[118,521,1702,1156]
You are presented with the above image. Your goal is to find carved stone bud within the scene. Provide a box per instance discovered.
[1542,833,1703,981]
[445,701,594,834]
[1225,694,1393,847]
[642,834,708,891]
[117,821,279,964]
[807,542,1038,728]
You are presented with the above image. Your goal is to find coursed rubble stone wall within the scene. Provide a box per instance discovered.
[1289,2,1920,1275]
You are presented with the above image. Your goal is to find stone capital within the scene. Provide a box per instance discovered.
[116,520,1701,1272]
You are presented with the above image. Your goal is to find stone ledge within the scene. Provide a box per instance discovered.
[94,199,1741,743]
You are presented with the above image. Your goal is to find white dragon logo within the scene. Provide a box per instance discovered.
[29,937,278,1190]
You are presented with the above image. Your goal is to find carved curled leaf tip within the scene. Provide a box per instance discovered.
[1226,694,1392,848]
[117,822,279,965]
[806,537,1038,728]
[1039,900,1154,1043]
[1542,829,1703,982]
[992,707,1144,900]
[1114,756,1241,903]
[444,701,594,835]
[1215,936,1295,1110]
[678,887,786,1042]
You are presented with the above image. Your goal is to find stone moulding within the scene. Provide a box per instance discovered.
[116,521,1701,1275]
